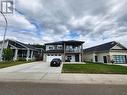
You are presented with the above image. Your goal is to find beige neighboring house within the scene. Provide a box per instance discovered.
[83,41,127,64]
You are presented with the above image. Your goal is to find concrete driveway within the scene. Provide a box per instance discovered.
[115,64,127,67]
[0,62,62,74]
[0,62,63,81]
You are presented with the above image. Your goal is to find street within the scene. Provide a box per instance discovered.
[0,82,127,95]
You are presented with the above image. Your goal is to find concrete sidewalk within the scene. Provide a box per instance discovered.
[0,73,127,85]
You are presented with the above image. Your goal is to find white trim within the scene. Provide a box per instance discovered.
[13,49,18,61]
[26,49,30,61]
[110,43,127,50]
[9,44,17,49]
[31,51,33,59]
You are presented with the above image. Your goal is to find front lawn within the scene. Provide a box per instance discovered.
[62,62,127,74]
[0,61,32,69]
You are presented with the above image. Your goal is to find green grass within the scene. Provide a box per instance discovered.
[0,61,32,69]
[62,62,127,74]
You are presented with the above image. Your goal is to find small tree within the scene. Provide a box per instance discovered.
[3,48,13,61]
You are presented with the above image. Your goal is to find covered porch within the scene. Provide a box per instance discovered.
[64,53,82,62]
[12,49,35,61]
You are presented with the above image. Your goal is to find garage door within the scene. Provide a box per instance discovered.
[113,55,127,64]
[46,54,62,62]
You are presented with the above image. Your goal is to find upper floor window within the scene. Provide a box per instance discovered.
[49,46,53,50]
[66,45,72,49]
[57,45,62,49]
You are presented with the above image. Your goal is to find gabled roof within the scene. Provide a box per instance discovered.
[45,40,84,45]
[84,41,127,52]
[0,39,38,50]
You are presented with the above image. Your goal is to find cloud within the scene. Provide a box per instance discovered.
[0,0,127,48]
[7,13,36,31]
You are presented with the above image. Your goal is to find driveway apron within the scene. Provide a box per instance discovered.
[0,62,62,73]
[0,62,62,80]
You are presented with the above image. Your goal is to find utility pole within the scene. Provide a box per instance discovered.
[0,11,8,61]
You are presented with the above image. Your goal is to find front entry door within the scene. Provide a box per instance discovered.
[75,54,79,62]
[103,56,107,63]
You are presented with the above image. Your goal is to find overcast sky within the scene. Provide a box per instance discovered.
[0,0,127,48]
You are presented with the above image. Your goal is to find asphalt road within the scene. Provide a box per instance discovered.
[0,82,127,95]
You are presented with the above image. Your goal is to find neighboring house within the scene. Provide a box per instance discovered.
[44,40,84,62]
[84,41,127,64]
[0,39,43,61]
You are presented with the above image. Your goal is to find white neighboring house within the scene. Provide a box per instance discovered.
[0,39,43,61]
[84,41,127,64]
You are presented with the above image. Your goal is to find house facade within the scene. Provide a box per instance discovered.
[84,41,127,64]
[0,39,43,61]
[44,40,84,62]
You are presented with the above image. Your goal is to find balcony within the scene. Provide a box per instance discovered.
[65,45,82,53]
[65,49,81,53]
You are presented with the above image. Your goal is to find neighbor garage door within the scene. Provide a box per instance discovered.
[113,55,127,64]
[46,54,62,62]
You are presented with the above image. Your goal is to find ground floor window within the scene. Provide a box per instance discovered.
[67,56,72,60]
[113,55,127,63]
[65,56,72,62]
[95,56,98,62]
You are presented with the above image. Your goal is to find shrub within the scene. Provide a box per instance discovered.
[17,57,26,61]
[3,48,13,61]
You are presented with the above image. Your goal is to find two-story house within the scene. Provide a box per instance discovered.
[44,40,84,62]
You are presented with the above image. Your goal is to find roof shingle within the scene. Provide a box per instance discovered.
[84,41,126,52]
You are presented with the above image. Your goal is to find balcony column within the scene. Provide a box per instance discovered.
[92,53,96,62]
[26,49,30,61]
[81,44,83,62]
[31,50,33,59]
[13,49,18,61]
[79,54,81,62]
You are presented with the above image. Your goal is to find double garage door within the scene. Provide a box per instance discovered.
[46,54,62,62]
[113,55,127,64]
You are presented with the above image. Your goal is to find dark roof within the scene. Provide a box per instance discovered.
[1,39,38,51]
[8,40,25,48]
[16,41,36,50]
[45,40,84,45]
[84,41,127,52]
[45,41,63,45]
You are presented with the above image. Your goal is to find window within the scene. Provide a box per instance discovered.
[49,46,53,50]
[113,55,126,63]
[65,56,72,62]
[67,56,72,60]
[66,45,73,52]
[57,45,62,49]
